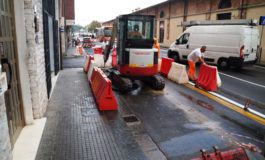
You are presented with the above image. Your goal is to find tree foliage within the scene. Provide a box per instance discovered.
[71,24,84,33]
[86,20,101,32]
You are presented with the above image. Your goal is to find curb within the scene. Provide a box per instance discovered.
[218,87,265,109]
[254,64,265,68]
[63,55,83,58]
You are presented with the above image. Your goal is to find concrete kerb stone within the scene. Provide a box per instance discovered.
[218,87,265,109]
[168,62,189,84]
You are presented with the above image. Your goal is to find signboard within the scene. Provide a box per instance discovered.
[59,27,64,32]
[259,16,265,26]
[66,19,75,26]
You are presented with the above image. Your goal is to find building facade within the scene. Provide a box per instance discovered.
[0,0,74,159]
[59,0,75,56]
[103,0,265,64]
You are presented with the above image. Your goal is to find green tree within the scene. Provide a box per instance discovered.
[71,24,84,33]
[86,20,101,32]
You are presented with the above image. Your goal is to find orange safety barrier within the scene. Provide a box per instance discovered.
[90,67,118,111]
[79,46,84,55]
[192,147,249,160]
[160,57,174,77]
[93,47,103,54]
[112,48,117,67]
[197,64,217,91]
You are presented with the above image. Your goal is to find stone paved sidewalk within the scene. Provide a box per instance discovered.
[35,68,147,160]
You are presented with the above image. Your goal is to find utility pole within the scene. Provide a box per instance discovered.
[258,16,265,64]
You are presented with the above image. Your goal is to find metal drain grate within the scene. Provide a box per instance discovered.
[123,114,140,125]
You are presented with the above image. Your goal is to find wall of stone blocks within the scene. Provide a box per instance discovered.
[24,0,48,118]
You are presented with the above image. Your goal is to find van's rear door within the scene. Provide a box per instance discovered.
[243,27,259,62]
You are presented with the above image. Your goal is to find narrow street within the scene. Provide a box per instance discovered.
[2,1,265,160]
[35,47,265,160]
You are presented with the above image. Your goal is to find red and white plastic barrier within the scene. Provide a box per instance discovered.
[87,60,96,82]
[192,147,251,160]
[83,55,94,73]
[197,64,219,91]
[160,57,174,77]
[90,67,118,111]
[159,58,221,91]
[93,47,103,54]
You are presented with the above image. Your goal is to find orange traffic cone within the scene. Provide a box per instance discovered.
[79,46,84,55]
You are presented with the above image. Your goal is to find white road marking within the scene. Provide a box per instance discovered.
[254,65,265,69]
[219,72,265,89]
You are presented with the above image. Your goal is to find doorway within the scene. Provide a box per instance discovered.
[48,16,55,72]
[159,21,164,43]
[0,0,24,145]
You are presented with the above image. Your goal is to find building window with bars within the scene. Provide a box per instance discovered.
[218,0,231,9]
[217,12,231,20]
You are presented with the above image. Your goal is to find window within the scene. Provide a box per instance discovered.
[160,11,164,18]
[178,33,189,44]
[218,0,231,9]
[127,20,152,40]
[217,13,231,20]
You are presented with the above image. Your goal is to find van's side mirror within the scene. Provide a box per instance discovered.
[175,39,179,45]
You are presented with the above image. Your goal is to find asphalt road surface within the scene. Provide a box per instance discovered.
[62,50,265,159]
[161,48,265,112]
[115,79,265,159]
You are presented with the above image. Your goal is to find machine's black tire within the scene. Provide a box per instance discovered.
[150,75,165,90]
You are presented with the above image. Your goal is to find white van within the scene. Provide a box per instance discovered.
[168,24,259,69]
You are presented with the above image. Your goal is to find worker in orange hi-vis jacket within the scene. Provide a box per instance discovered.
[153,37,160,59]
[187,46,206,82]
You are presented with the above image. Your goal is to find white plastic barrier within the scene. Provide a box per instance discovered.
[158,59,162,72]
[213,66,222,87]
[168,62,189,84]
[87,60,96,82]
[93,54,104,67]
[93,54,112,67]
[83,55,90,72]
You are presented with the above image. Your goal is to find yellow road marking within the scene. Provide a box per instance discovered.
[183,83,265,125]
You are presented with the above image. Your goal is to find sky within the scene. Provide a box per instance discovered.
[75,0,167,26]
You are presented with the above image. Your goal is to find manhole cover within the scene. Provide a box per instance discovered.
[123,114,140,125]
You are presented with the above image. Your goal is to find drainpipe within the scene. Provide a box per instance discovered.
[183,0,188,31]
[240,0,244,19]
[208,0,212,20]
[240,0,248,19]
[167,1,171,40]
